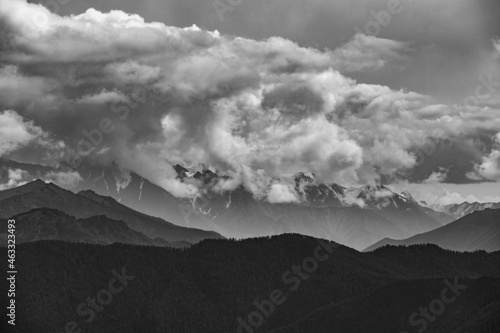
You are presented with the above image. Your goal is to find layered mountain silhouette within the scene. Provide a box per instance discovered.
[0,159,461,250]
[2,158,499,332]
[3,235,499,333]
[0,208,183,247]
[364,208,500,252]
[0,179,222,244]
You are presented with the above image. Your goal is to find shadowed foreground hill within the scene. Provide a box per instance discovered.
[1,235,499,333]
[0,208,186,247]
[0,180,222,243]
[364,208,500,252]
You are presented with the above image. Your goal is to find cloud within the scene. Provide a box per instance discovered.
[1,0,406,74]
[0,110,47,156]
[0,0,499,199]
[0,109,66,166]
[389,182,481,207]
[0,65,56,109]
[76,89,129,105]
[423,168,448,184]
[331,33,411,72]
[267,182,299,203]
[44,170,83,189]
[1,0,196,63]
[434,191,480,206]
[341,191,366,208]
[0,168,29,190]
[471,132,500,181]
[493,38,500,59]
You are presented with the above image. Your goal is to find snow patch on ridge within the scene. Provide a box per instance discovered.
[139,178,144,201]
[102,168,109,192]
[115,170,132,194]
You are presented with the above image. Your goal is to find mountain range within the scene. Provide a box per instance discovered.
[0,179,222,245]
[439,201,500,220]
[2,160,500,332]
[1,208,179,247]
[364,208,500,252]
[0,159,470,250]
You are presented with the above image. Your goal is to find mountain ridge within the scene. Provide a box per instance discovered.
[363,208,500,252]
[0,207,178,247]
[0,179,223,244]
[0,159,477,250]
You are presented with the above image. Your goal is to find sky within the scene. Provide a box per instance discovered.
[0,0,499,204]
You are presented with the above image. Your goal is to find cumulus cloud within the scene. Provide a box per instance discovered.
[423,168,448,184]
[432,191,480,206]
[0,109,66,165]
[0,0,499,199]
[0,110,46,156]
[471,132,500,181]
[267,182,300,203]
[0,168,30,190]
[44,170,83,189]
[1,0,193,63]
[341,191,366,208]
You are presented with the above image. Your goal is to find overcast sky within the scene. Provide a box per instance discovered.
[0,0,499,204]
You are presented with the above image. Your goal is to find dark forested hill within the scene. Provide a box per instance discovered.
[1,235,499,333]
[0,180,222,243]
[0,208,179,247]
